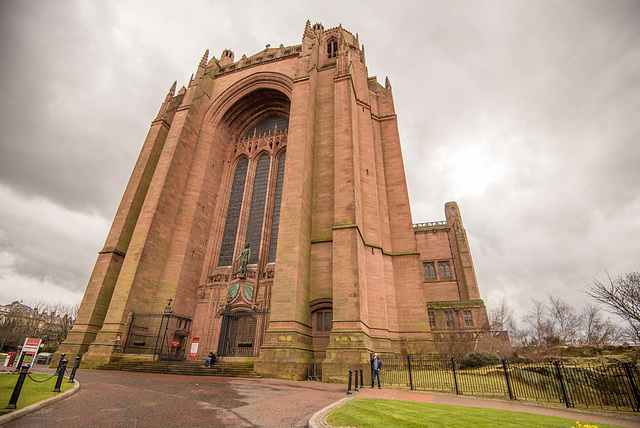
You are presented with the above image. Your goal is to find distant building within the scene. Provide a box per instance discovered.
[57,21,489,380]
[0,301,74,349]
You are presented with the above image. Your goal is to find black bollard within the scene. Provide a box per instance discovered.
[6,364,30,409]
[68,356,80,383]
[53,359,68,392]
[56,354,66,372]
[354,369,359,391]
[347,370,353,395]
[360,369,364,388]
[14,352,25,371]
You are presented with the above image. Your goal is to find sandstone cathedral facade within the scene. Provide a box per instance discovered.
[57,21,489,380]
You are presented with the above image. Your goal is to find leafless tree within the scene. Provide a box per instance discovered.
[581,304,621,346]
[523,299,554,346]
[585,271,640,343]
[547,296,582,345]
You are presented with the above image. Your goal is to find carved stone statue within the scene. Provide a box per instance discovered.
[236,243,251,276]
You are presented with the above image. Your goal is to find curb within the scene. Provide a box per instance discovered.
[0,380,80,426]
[308,397,352,428]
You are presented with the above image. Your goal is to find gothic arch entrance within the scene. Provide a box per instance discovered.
[217,309,268,357]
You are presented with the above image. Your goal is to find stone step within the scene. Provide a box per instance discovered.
[97,359,260,378]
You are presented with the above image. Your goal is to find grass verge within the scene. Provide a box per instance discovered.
[0,372,73,414]
[326,398,621,428]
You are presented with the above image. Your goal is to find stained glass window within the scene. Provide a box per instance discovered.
[218,158,248,266]
[245,155,271,264]
[268,152,286,263]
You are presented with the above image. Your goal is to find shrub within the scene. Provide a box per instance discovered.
[459,350,501,369]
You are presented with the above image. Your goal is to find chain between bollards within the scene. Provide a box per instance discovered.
[346,370,353,395]
[68,356,80,383]
[53,359,68,392]
[5,364,30,409]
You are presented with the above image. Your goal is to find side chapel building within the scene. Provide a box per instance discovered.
[56,21,489,380]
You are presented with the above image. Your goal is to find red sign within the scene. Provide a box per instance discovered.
[22,337,41,354]
[172,339,180,348]
[115,334,121,342]
[189,337,200,358]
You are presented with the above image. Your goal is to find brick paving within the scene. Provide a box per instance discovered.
[5,369,345,427]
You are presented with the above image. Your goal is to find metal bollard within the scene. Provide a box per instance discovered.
[68,356,80,383]
[6,364,30,409]
[360,369,364,388]
[347,370,353,395]
[53,359,68,392]
[56,354,66,372]
[354,369,359,391]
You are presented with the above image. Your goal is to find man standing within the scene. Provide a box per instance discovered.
[370,353,382,389]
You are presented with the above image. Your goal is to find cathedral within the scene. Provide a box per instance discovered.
[56,21,489,380]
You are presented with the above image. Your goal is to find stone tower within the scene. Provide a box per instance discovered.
[56,21,489,380]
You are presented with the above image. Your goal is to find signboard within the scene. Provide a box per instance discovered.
[22,337,41,354]
[189,337,200,358]
[171,339,180,348]
[115,334,121,342]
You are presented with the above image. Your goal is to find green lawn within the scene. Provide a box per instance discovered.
[327,398,621,428]
[0,373,73,414]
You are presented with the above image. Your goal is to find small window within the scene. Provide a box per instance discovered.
[463,310,474,327]
[315,310,333,332]
[428,311,436,328]
[444,310,455,328]
[423,262,436,279]
[327,40,338,59]
[438,261,452,279]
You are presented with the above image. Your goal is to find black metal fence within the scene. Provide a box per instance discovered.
[380,356,640,412]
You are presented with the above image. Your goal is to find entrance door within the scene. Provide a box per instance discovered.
[219,313,257,357]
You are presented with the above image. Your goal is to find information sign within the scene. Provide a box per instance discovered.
[189,337,200,358]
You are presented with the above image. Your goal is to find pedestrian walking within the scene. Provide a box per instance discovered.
[370,353,382,389]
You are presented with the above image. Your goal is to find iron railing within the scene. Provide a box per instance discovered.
[379,355,640,412]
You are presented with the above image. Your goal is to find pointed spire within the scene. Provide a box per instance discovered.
[385,76,392,91]
[169,80,177,96]
[303,19,314,39]
[200,49,209,67]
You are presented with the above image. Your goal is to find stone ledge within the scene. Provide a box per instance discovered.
[308,396,353,428]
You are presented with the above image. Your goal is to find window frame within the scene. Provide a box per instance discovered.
[463,310,474,327]
[423,262,437,280]
[438,261,452,279]
[428,311,436,328]
[444,310,455,328]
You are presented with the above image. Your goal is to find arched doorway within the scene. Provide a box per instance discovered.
[218,310,264,357]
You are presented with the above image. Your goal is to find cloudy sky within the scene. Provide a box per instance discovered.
[0,0,638,321]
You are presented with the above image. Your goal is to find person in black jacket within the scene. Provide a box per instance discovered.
[370,353,382,388]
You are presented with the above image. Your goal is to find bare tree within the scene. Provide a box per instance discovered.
[523,299,554,346]
[585,272,640,343]
[547,296,582,345]
[581,304,621,346]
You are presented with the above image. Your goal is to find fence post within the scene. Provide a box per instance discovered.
[347,370,353,395]
[53,359,68,393]
[354,369,359,391]
[360,369,364,388]
[553,361,572,408]
[5,364,30,409]
[68,356,80,383]
[621,362,640,411]
[502,359,515,400]
[407,355,414,390]
[450,357,460,395]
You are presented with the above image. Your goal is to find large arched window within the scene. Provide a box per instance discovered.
[245,154,271,264]
[216,113,288,268]
[218,158,249,266]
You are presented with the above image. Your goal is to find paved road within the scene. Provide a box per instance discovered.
[7,369,346,427]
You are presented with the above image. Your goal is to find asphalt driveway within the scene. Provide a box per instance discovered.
[6,369,346,427]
